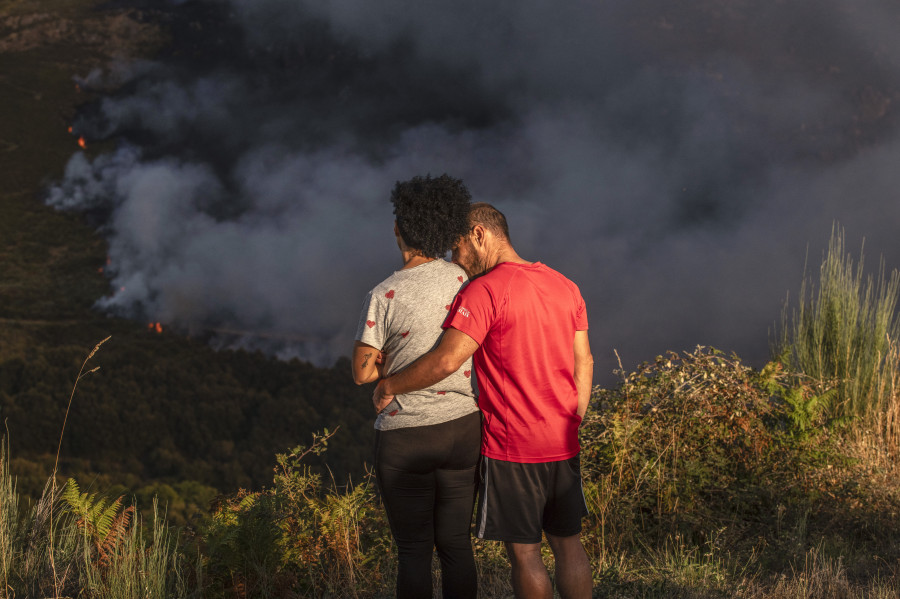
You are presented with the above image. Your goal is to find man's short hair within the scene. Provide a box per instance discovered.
[469,202,510,242]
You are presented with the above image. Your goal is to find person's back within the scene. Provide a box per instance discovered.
[352,174,480,599]
[360,258,476,429]
[448,261,586,462]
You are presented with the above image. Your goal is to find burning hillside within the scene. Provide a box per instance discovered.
[41,0,900,376]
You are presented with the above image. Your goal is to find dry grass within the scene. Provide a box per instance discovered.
[0,337,193,598]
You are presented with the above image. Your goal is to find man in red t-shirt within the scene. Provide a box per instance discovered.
[374,203,594,598]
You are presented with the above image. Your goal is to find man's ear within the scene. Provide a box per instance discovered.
[471,224,488,247]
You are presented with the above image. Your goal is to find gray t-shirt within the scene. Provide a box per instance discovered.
[355,259,478,430]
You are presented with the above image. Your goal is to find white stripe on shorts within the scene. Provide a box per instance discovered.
[477,456,490,538]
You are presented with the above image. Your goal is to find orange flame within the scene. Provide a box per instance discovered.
[67,126,73,133]
[155,322,163,333]
[77,136,87,149]
[147,322,163,333]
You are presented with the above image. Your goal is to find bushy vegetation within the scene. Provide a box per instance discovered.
[7,298,900,597]
[584,349,808,548]
[199,431,391,597]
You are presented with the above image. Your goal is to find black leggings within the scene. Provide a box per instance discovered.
[374,411,481,599]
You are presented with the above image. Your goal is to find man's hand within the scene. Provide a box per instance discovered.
[573,330,594,418]
[373,379,394,413]
[375,351,386,379]
[370,328,478,414]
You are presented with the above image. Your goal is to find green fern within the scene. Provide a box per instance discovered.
[61,478,134,567]
[759,360,836,436]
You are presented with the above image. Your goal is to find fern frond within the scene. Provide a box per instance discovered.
[61,478,98,536]
[97,504,135,568]
[61,478,134,566]
[60,478,82,511]
[93,496,124,541]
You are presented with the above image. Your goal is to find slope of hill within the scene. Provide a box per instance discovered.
[0,0,375,511]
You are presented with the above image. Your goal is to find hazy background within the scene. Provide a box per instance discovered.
[46,0,900,383]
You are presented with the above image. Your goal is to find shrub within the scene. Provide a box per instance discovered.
[201,430,394,598]
[580,347,831,549]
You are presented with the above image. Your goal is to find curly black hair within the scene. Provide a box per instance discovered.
[391,174,472,258]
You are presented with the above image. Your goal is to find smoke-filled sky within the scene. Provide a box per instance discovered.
[47,0,900,384]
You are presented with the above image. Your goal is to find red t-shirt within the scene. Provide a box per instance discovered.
[444,261,588,462]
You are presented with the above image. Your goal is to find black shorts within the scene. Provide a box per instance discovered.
[474,454,589,544]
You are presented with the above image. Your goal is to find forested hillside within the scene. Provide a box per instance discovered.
[0,0,375,518]
[0,332,374,494]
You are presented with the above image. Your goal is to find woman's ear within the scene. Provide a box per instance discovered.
[394,221,405,250]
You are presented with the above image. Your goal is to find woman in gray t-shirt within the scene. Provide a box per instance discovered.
[352,174,480,598]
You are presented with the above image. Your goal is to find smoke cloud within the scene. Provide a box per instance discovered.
[47,0,900,383]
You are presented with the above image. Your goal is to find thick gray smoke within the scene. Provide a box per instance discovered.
[46,0,900,383]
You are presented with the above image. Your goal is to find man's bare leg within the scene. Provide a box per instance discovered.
[546,532,592,599]
[505,542,552,599]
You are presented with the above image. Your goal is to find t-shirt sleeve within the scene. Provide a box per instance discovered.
[575,292,588,331]
[443,280,495,345]
[355,290,386,349]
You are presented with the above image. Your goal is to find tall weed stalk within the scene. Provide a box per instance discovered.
[50,336,109,596]
[0,440,20,595]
